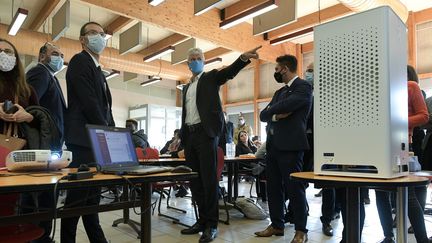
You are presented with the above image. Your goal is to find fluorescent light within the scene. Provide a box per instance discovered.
[143,46,175,62]
[141,76,162,87]
[106,70,120,80]
[194,0,223,16]
[270,27,314,46]
[220,0,279,30]
[8,8,28,36]
[104,30,113,40]
[205,57,222,66]
[148,0,164,6]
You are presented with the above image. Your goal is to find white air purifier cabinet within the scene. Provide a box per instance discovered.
[313,6,409,178]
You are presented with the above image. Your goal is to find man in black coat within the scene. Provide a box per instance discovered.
[26,42,66,145]
[179,46,261,242]
[61,21,114,243]
[255,55,312,243]
[218,111,234,154]
[24,42,66,243]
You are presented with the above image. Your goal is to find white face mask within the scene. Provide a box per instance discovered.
[0,51,16,72]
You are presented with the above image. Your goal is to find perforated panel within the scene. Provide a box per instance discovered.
[317,26,381,128]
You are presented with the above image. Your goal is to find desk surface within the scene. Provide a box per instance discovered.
[140,156,258,163]
[0,169,197,193]
[291,172,430,187]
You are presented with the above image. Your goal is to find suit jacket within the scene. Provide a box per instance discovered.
[260,77,312,151]
[26,63,66,141]
[181,57,250,141]
[64,50,115,148]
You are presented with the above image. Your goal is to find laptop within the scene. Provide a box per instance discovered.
[86,125,172,175]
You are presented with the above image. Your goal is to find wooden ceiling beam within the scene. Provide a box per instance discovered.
[222,0,268,20]
[105,16,134,34]
[0,24,189,80]
[28,0,61,30]
[138,33,189,56]
[81,0,294,63]
[267,3,352,40]
[204,47,231,60]
[413,7,432,24]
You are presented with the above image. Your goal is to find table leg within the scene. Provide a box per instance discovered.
[227,162,233,203]
[141,182,152,243]
[396,187,408,243]
[346,187,360,243]
[234,161,239,201]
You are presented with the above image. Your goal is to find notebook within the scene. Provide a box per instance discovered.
[86,125,171,175]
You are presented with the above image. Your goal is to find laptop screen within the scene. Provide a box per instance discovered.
[87,125,138,166]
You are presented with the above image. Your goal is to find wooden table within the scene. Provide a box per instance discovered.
[140,157,259,203]
[291,172,429,243]
[0,169,196,243]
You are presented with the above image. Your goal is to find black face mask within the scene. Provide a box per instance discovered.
[274,71,284,83]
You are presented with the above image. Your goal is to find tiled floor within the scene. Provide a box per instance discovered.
[53,180,432,243]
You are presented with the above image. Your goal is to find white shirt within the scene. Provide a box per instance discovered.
[185,72,204,125]
[272,75,299,122]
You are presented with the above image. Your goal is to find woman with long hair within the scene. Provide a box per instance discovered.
[0,38,38,131]
[235,130,257,157]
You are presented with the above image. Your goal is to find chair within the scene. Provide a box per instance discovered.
[0,158,44,242]
[217,147,230,225]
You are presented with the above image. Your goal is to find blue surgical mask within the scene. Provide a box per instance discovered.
[305,71,314,83]
[87,34,106,54]
[188,60,204,74]
[48,55,64,72]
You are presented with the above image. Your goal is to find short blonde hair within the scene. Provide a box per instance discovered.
[187,47,205,62]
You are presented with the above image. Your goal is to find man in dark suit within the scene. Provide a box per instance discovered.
[24,42,66,243]
[27,42,66,144]
[179,46,261,242]
[61,22,114,243]
[255,55,312,243]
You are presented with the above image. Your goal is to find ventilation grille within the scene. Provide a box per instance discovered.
[13,152,36,162]
[317,26,381,128]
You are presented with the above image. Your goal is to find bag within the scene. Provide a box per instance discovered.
[408,154,421,172]
[235,198,267,220]
[0,122,26,151]
[136,147,159,160]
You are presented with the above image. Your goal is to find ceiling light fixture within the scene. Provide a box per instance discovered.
[141,76,162,87]
[148,0,165,6]
[143,46,175,62]
[270,27,314,46]
[104,30,113,40]
[106,70,120,80]
[205,57,222,66]
[219,0,279,30]
[8,8,28,36]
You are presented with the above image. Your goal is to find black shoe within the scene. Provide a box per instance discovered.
[199,227,218,242]
[408,225,414,234]
[322,223,334,237]
[380,237,395,243]
[175,186,188,197]
[180,222,205,235]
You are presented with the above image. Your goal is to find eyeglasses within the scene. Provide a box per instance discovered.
[83,30,106,38]
[0,48,15,56]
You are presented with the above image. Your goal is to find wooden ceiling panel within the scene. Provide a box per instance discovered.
[81,0,295,63]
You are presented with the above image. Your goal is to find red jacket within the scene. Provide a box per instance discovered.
[408,81,428,141]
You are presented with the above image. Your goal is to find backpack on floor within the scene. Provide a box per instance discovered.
[235,198,267,220]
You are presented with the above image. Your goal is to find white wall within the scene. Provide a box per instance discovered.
[57,77,176,128]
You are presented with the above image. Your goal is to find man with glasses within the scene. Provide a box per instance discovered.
[23,42,66,243]
[61,22,114,243]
